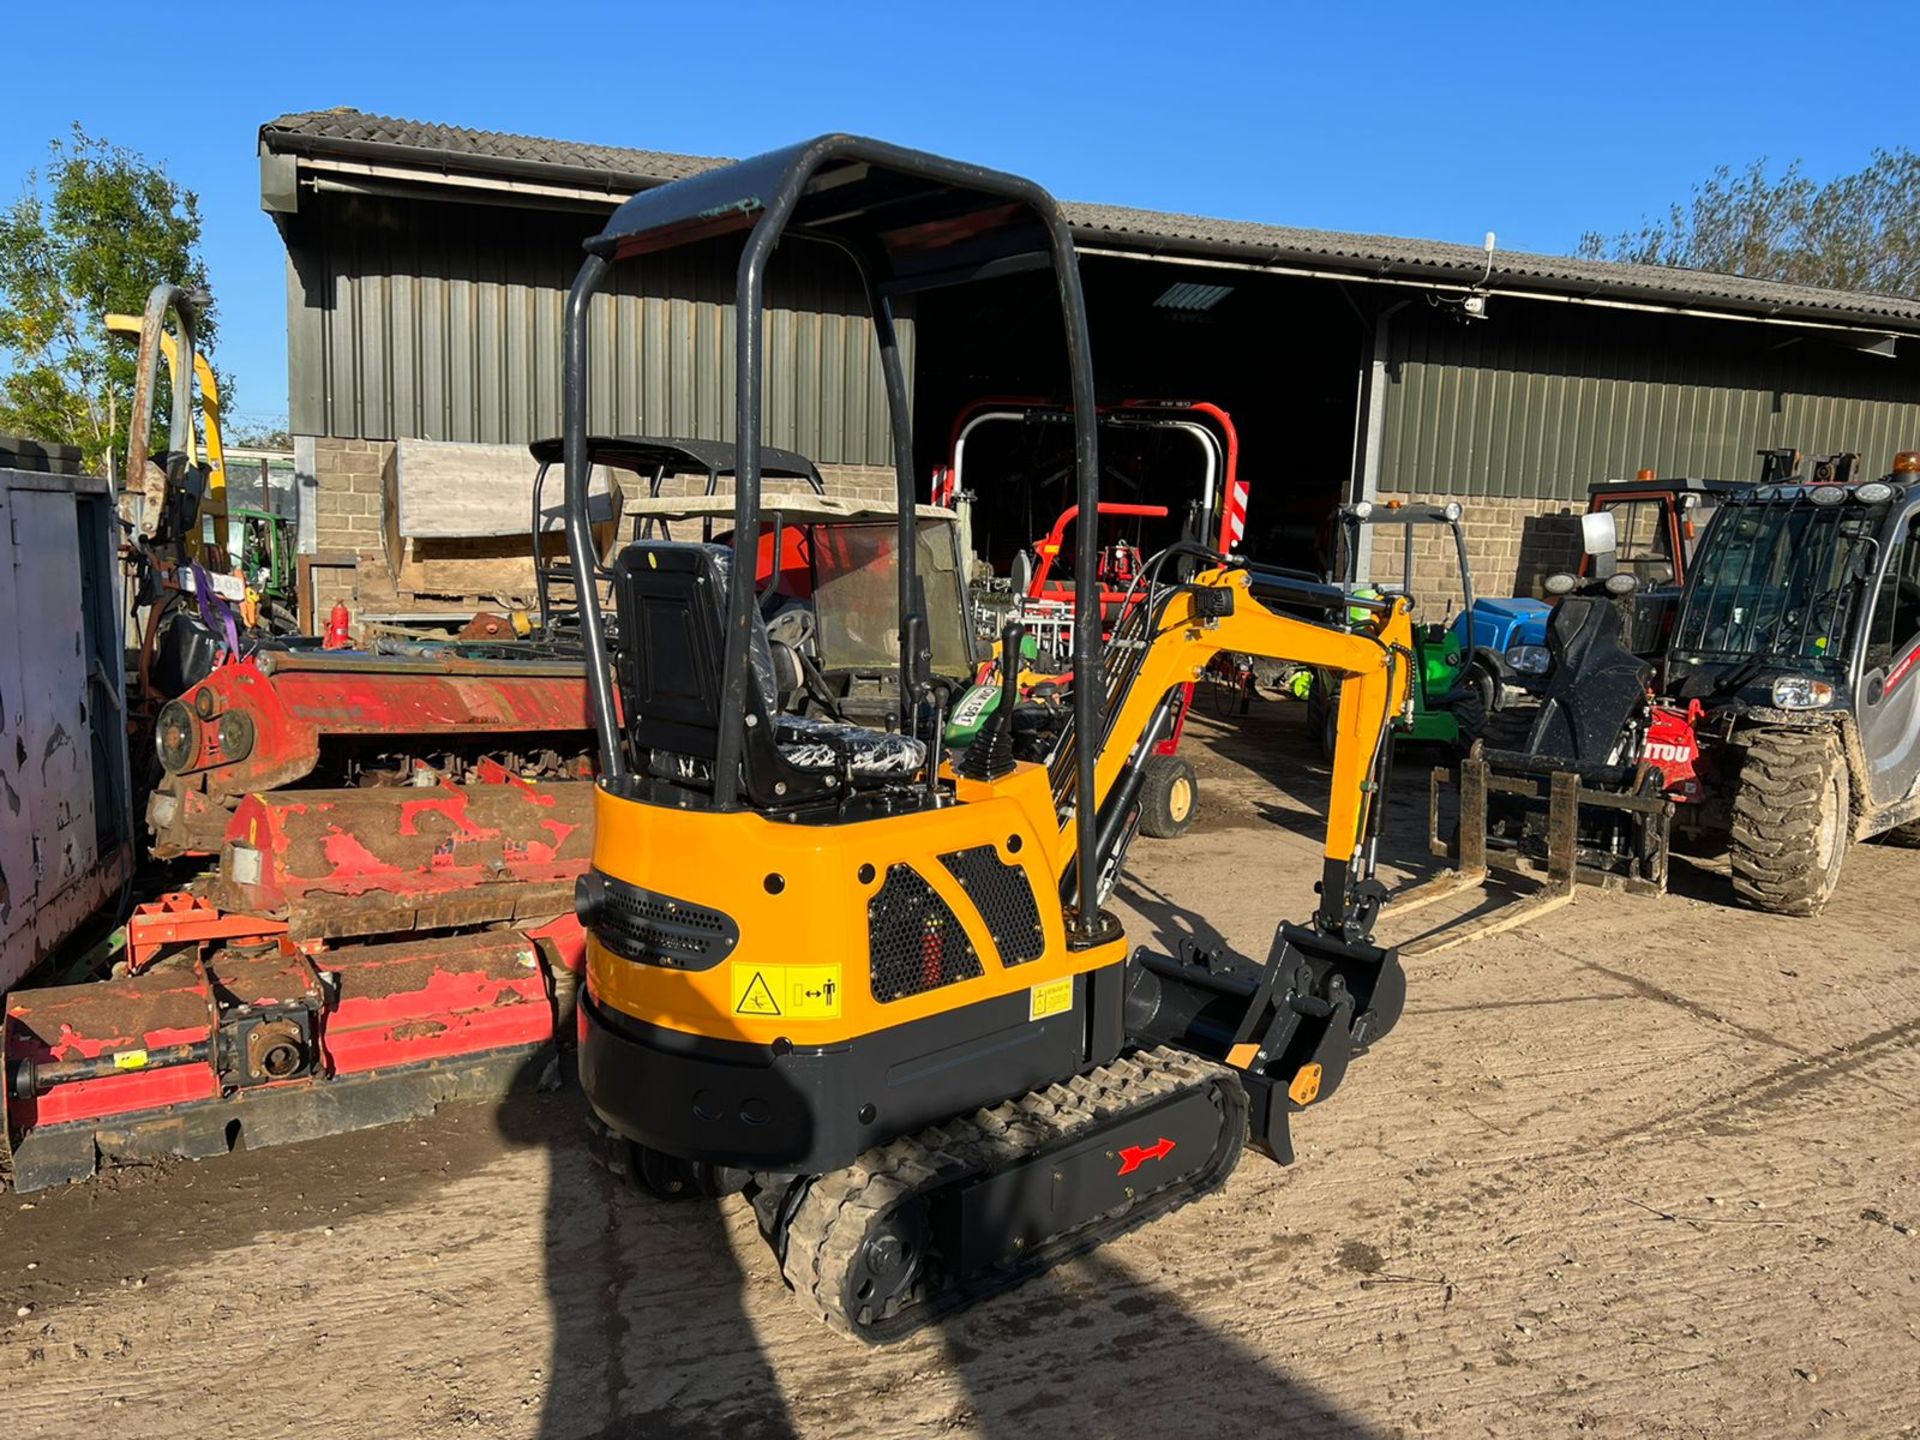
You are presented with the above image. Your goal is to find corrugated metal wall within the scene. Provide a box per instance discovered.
[284,192,909,467]
[1377,300,1920,499]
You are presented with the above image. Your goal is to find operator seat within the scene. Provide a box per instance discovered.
[1495,592,1650,770]
[609,541,925,805]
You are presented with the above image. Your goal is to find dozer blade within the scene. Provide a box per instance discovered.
[774,1046,1245,1343]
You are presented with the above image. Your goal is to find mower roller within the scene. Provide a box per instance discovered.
[560,136,1415,1340]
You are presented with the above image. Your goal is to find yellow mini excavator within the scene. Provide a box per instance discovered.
[561,137,1416,1341]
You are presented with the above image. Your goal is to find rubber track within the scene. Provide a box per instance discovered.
[779,1046,1246,1344]
[1729,726,1846,916]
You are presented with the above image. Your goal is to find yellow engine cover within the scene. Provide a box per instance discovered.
[586,762,1126,1048]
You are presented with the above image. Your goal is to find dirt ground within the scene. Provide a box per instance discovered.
[2,700,1917,1440]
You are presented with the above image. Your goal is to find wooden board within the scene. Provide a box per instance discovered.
[386,440,616,539]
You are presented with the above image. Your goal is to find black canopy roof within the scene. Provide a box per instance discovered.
[529,434,822,483]
[584,134,1060,295]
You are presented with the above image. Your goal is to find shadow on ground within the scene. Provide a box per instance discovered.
[498,1076,1386,1440]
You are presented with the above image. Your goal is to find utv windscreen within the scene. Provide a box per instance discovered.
[1672,498,1883,669]
[1599,498,1675,582]
[764,520,973,678]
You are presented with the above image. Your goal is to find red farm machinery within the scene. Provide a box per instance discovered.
[934,399,1250,836]
[2,293,814,1192]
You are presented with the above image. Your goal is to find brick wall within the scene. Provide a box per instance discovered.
[1367,492,1586,604]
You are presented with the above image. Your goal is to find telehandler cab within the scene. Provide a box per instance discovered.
[560,136,1416,1341]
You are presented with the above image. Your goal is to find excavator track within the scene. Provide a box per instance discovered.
[777,1045,1247,1344]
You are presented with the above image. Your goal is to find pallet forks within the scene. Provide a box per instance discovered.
[1390,749,1671,956]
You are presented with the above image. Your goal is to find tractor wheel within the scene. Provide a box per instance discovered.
[1480,703,1537,753]
[1138,754,1198,839]
[1729,727,1850,916]
[1444,669,1494,761]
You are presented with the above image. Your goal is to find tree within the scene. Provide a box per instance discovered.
[1577,149,1920,301]
[0,126,216,476]
[227,420,293,451]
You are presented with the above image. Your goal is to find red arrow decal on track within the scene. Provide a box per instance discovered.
[1116,1137,1176,1176]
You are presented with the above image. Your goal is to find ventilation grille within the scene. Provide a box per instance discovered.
[867,864,984,1003]
[939,845,1045,966]
[591,873,736,971]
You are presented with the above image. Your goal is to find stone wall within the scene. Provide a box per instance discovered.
[1366,491,1586,604]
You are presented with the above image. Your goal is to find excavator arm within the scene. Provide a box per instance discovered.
[109,286,228,556]
[1045,562,1413,939]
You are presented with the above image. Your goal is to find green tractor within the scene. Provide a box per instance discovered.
[1306,500,1536,757]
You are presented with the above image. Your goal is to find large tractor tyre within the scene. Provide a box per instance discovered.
[1138,753,1199,839]
[1443,667,1495,761]
[1729,727,1850,917]
[1479,703,1538,753]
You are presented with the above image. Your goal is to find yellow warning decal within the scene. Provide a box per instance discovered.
[1028,976,1073,1022]
[114,1048,150,1071]
[730,964,843,1020]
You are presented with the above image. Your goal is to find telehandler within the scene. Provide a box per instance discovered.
[561,137,1416,1341]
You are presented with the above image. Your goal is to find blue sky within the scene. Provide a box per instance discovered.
[5,0,1916,433]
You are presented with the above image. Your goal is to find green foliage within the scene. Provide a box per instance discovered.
[227,420,293,451]
[1577,150,1920,300]
[0,125,215,475]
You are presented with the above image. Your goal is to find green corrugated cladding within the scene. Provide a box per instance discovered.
[283,192,908,467]
[1376,299,1920,499]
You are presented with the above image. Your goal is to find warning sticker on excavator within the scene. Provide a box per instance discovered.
[730,964,842,1020]
[1028,976,1073,1021]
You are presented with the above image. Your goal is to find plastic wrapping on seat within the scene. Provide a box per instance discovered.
[704,542,925,782]
[775,714,926,776]
[705,544,783,717]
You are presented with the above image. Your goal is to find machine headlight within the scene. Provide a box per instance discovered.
[1809,484,1845,506]
[1771,676,1834,709]
[1603,572,1638,596]
[1543,572,1577,597]
[1442,501,1463,522]
[1350,501,1374,521]
[156,701,199,773]
[1855,481,1894,504]
[1507,644,1551,675]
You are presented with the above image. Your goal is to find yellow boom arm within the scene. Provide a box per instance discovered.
[1079,565,1414,929]
[107,307,228,556]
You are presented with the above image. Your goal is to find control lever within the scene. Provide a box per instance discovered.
[955,620,1024,781]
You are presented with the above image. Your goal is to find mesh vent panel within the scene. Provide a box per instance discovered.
[868,864,983,1003]
[593,873,735,970]
[939,845,1046,966]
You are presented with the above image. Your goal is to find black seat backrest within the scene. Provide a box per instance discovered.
[1521,595,1651,767]
[610,543,727,763]
[609,540,834,808]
